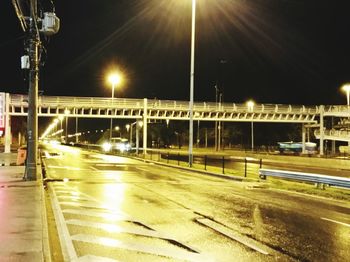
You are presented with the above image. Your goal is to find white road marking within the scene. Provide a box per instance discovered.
[66,219,194,247]
[196,218,269,255]
[62,209,132,221]
[74,255,120,262]
[57,195,91,201]
[58,201,108,210]
[71,234,213,262]
[89,165,99,171]
[47,165,90,171]
[321,217,350,228]
[55,190,76,195]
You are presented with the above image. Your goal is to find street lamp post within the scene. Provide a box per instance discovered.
[218,92,223,150]
[58,115,64,142]
[64,109,70,143]
[53,119,59,139]
[75,117,79,143]
[136,121,143,154]
[247,100,255,151]
[189,0,196,167]
[126,124,130,142]
[341,84,350,153]
[107,73,122,141]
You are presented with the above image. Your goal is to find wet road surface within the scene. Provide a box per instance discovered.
[42,144,350,261]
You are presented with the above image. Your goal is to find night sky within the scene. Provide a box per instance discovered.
[1,0,350,106]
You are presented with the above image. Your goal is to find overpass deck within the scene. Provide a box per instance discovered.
[4,93,350,155]
[8,94,319,123]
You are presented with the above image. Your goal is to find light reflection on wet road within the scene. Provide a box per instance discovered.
[43,144,350,261]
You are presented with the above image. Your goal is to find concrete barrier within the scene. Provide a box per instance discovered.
[16,146,27,166]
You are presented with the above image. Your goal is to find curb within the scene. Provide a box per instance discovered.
[0,162,18,166]
[39,157,51,262]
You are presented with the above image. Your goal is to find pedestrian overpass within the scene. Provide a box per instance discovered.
[1,92,349,155]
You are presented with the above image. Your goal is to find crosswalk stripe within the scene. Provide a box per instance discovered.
[57,195,91,201]
[62,209,132,221]
[67,219,167,240]
[71,234,213,262]
[74,255,120,262]
[58,201,110,210]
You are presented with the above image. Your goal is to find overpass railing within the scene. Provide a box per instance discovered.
[9,94,320,114]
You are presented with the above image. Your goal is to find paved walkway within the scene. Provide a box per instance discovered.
[0,153,45,262]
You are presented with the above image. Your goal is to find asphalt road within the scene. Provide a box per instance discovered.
[42,144,350,262]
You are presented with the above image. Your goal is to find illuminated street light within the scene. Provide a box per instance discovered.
[107,72,122,140]
[115,126,121,137]
[188,0,196,167]
[246,100,255,151]
[341,83,350,107]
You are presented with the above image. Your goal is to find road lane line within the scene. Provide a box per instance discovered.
[71,234,213,262]
[321,217,350,228]
[196,218,269,255]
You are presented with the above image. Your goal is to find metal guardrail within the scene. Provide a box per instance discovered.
[259,168,350,189]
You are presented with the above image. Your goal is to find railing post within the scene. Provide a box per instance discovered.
[167,152,169,164]
[259,158,262,169]
[178,153,180,166]
[204,155,207,170]
[4,93,11,153]
[222,156,225,174]
[244,158,247,177]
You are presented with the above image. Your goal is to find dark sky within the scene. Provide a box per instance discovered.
[1,0,350,105]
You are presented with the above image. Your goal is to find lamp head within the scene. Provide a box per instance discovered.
[108,73,122,86]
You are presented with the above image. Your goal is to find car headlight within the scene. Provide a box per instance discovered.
[102,142,112,152]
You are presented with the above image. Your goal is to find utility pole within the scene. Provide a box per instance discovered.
[13,1,60,180]
[24,0,40,180]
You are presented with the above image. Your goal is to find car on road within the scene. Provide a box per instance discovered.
[102,138,131,153]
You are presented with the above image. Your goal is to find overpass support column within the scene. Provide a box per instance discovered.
[302,124,306,154]
[319,105,324,156]
[143,98,148,155]
[4,93,12,153]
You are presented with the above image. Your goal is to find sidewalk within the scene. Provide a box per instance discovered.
[0,153,45,261]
